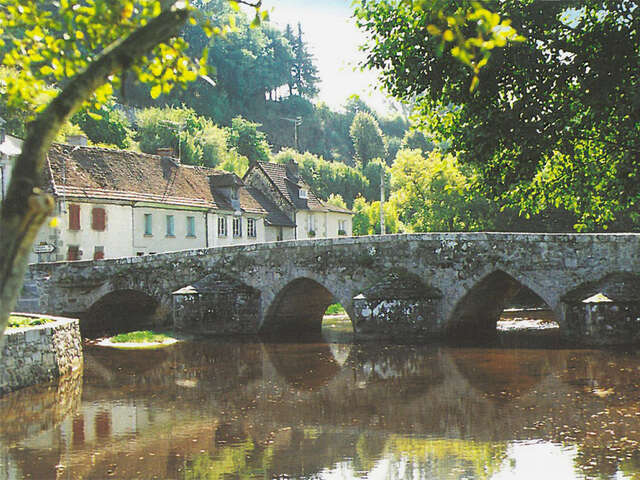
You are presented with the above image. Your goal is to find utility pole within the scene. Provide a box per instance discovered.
[160,120,184,163]
[380,168,386,235]
[281,116,303,151]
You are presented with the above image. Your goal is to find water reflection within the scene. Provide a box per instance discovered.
[3,337,640,478]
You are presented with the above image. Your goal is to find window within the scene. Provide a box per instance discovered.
[166,215,175,237]
[93,246,105,260]
[67,245,80,261]
[69,204,80,231]
[218,216,227,236]
[277,227,283,241]
[247,218,256,238]
[136,252,144,256]
[299,188,308,199]
[233,217,242,237]
[144,214,152,236]
[91,207,106,231]
[338,219,347,235]
[186,216,196,237]
[307,214,316,236]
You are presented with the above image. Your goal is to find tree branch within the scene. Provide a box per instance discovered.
[0,6,191,337]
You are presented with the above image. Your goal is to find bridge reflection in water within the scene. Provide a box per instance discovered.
[2,325,640,479]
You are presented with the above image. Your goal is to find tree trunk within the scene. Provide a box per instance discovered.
[0,7,191,338]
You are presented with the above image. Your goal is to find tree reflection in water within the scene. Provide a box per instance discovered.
[3,338,640,479]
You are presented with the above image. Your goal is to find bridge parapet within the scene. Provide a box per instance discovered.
[21,233,640,344]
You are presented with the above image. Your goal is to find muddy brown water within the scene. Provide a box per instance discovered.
[1,317,640,479]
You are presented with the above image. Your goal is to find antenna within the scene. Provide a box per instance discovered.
[159,120,185,164]
[280,116,303,151]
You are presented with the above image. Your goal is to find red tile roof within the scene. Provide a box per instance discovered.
[254,162,328,212]
[44,144,273,216]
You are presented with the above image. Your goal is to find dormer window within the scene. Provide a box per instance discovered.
[230,188,238,200]
[299,188,308,199]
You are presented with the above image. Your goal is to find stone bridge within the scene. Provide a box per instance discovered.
[18,233,640,345]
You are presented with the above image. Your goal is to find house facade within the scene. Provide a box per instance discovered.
[29,143,286,263]
[0,131,22,204]
[2,135,353,263]
[243,159,353,241]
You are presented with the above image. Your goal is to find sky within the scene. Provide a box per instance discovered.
[257,0,392,114]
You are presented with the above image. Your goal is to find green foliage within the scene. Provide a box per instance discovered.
[136,106,235,167]
[362,158,388,202]
[390,149,493,232]
[352,196,400,235]
[325,303,346,315]
[228,116,271,164]
[110,330,173,344]
[73,102,132,148]
[285,22,320,98]
[219,154,249,177]
[0,0,215,119]
[354,0,640,231]
[354,1,523,93]
[55,122,85,143]
[350,111,387,167]
[325,193,347,210]
[402,129,434,155]
[7,315,52,328]
[384,136,402,166]
[385,436,508,480]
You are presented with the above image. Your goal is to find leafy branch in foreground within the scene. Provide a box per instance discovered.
[0,0,264,339]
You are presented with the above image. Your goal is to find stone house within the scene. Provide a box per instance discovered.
[243,159,353,241]
[30,142,292,263]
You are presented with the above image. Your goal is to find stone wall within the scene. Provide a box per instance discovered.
[0,316,83,395]
[21,233,640,345]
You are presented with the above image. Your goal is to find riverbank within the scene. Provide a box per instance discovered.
[0,313,83,395]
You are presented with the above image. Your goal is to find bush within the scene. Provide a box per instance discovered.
[8,315,53,328]
[73,103,132,148]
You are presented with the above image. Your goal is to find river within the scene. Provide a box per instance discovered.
[2,319,640,479]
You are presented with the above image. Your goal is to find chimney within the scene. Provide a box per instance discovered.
[157,147,180,165]
[67,134,88,147]
[286,159,299,182]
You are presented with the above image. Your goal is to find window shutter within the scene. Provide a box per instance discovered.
[92,207,106,231]
[94,246,105,260]
[67,246,79,261]
[69,204,80,230]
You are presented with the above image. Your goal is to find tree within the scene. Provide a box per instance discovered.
[227,116,271,164]
[352,197,400,235]
[325,193,347,210]
[73,101,132,149]
[349,111,386,167]
[136,106,234,167]
[0,0,263,338]
[389,149,493,232]
[402,129,434,155]
[354,0,640,231]
[285,22,319,98]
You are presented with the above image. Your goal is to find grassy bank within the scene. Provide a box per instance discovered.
[8,315,53,329]
[110,330,174,344]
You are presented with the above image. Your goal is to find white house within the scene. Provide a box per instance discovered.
[243,159,353,241]
[30,142,290,263]
[0,127,22,204]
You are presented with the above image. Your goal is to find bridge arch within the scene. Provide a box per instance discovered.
[261,276,354,336]
[81,288,161,337]
[445,267,560,341]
